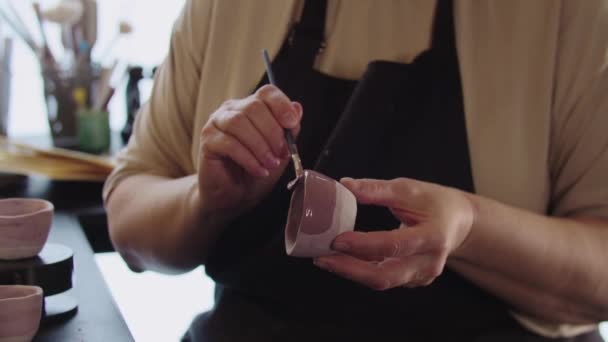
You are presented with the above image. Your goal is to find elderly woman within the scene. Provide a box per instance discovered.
[104,0,608,341]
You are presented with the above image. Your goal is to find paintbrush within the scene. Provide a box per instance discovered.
[41,0,84,24]
[81,0,97,52]
[261,49,304,183]
[93,62,117,111]
[96,21,132,63]
[6,1,36,46]
[32,3,56,67]
[40,0,84,59]
[0,6,38,52]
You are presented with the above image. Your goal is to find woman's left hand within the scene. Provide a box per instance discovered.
[314,177,475,290]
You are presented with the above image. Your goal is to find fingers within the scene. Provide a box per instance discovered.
[201,124,270,178]
[255,85,301,130]
[239,96,303,158]
[332,226,441,259]
[340,177,424,210]
[314,253,443,290]
[317,177,464,290]
[240,97,287,158]
[323,225,448,290]
[290,101,303,137]
[213,107,282,171]
[203,86,304,177]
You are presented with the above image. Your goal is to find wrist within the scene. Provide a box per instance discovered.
[451,191,480,261]
[175,175,231,265]
[190,176,233,234]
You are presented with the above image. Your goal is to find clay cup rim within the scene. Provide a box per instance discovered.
[0,198,54,220]
[0,285,43,303]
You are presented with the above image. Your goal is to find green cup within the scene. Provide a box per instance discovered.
[77,110,110,154]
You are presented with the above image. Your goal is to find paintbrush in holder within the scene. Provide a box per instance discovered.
[0,37,12,137]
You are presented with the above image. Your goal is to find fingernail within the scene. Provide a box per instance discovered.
[264,152,281,168]
[277,141,290,159]
[332,241,350,252]
[259,168,270,177]
[284,112,296,126]
[340,178,356,187]
[281,146,290,159]
[291,101,302,115]
[314,258,330,269]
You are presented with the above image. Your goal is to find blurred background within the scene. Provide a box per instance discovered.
[1,1,214,341]
[4,0,179,141]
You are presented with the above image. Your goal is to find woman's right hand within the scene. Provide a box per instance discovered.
[197,85,303,220]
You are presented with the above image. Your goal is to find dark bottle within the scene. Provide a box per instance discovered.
[121,66,143,143]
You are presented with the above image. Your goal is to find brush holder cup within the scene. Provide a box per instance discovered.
[42,64,100,149]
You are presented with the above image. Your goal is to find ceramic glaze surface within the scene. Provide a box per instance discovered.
[285,170,357,257]
[0,285,43,342]
[294,171,337,235]
[0,199,53,260]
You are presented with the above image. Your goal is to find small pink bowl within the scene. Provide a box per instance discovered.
[285,170,357,257]
[0,198,54,260]
[0,285,43,342]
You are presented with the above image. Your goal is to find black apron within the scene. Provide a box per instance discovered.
[185,1,604,341]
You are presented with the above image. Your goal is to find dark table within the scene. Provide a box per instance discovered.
[1,175,133,341]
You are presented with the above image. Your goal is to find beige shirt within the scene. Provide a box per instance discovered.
[103,0,608,337]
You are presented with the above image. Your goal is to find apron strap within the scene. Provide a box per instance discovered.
[288,0,327,71]
[296,0,327,42]
[431,0,456,50]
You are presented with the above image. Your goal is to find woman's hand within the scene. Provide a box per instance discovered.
[198,85,303,218]
[314,177,475,290]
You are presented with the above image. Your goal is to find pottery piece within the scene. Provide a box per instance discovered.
[285,170,357,257]
[0,285,43,342]
[0,199,54,260]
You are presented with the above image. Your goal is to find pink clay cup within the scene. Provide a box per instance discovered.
[0,198,54,260]
[0,285,43,342]
[285,170,357,257]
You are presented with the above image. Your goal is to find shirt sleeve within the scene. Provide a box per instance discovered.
[513,0,608,337]
[103,0,212,202]
[549,0,608,220]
